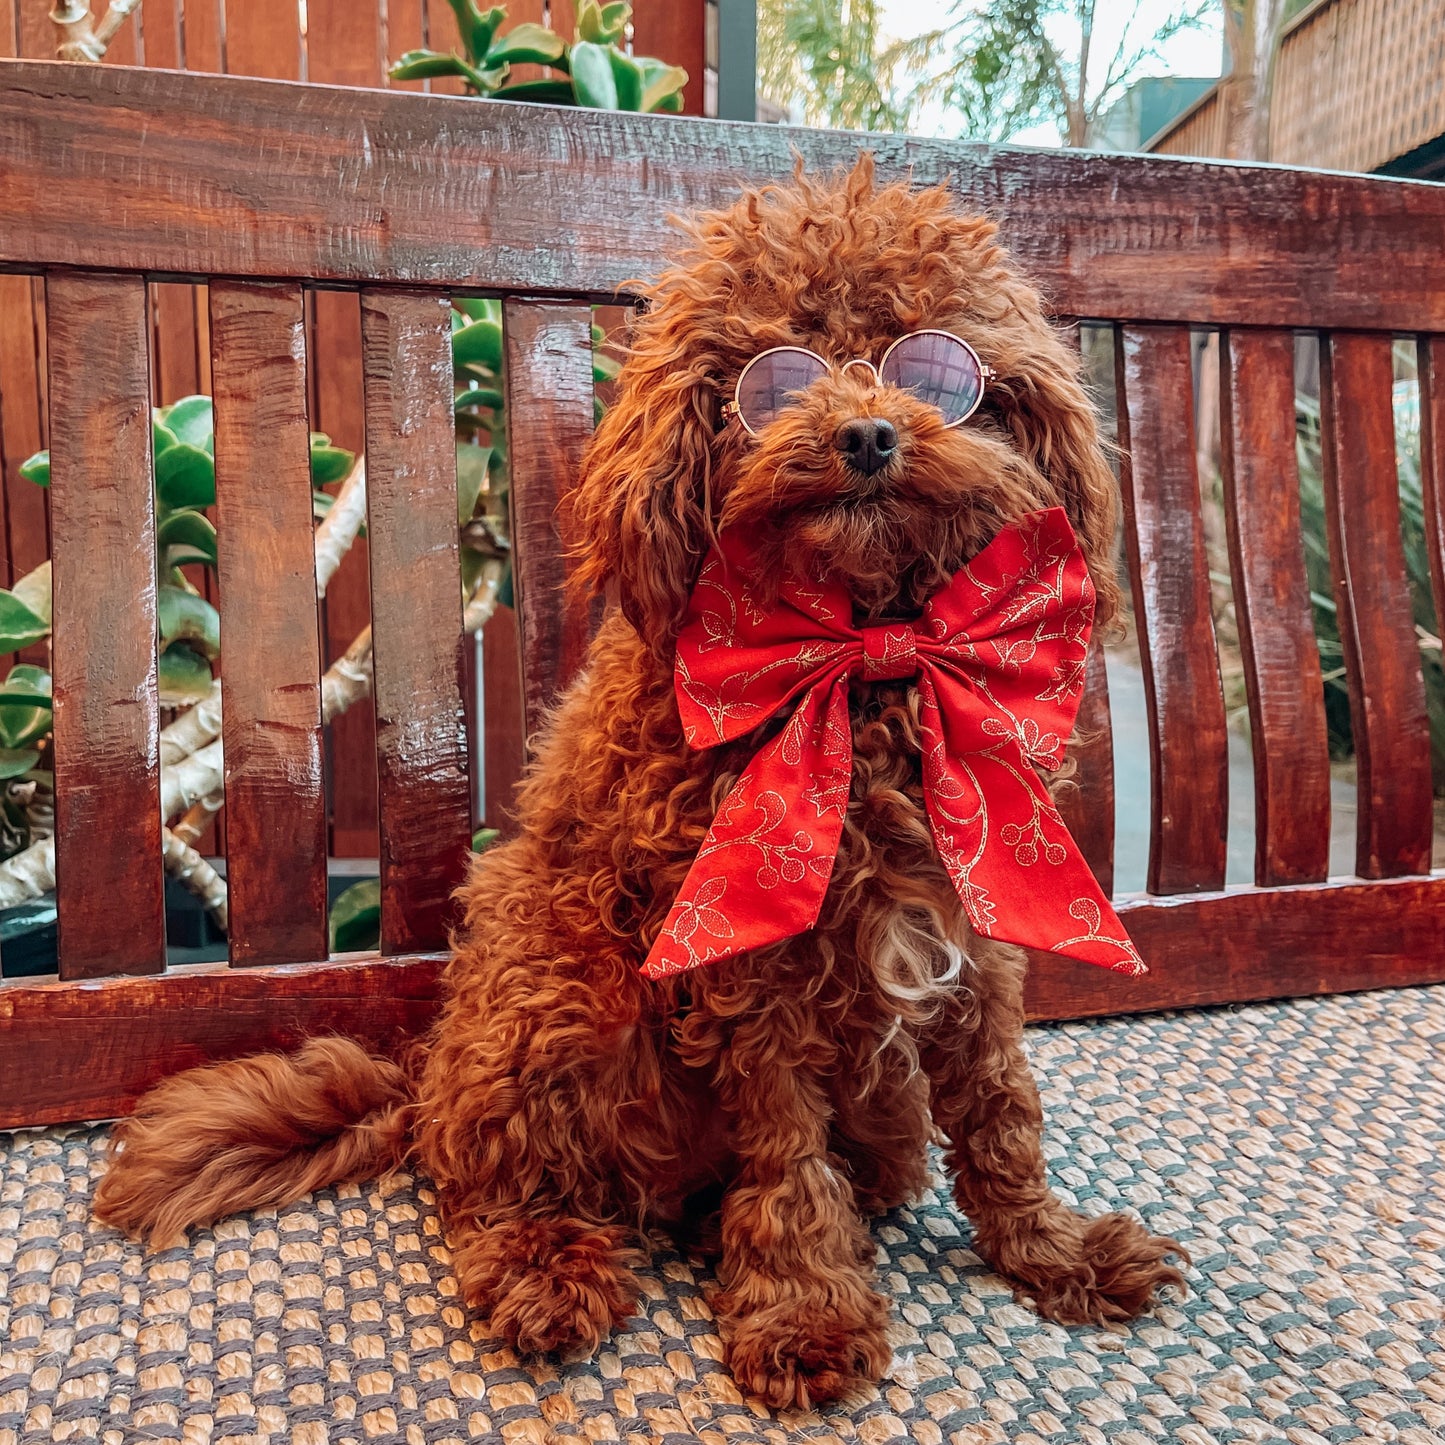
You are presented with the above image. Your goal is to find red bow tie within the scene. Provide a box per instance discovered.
[641,507,1144,981]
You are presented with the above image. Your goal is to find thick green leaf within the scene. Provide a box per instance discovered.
[11,562,50,627]
[452,318,504,373]
[0,749,39,781]
[606,46,644,110]
[389,48,474,81]
[639,57,688,112]
[155,443,216,509]
[152,418,179,459]
[455,385,504,412]
[593,351,621,383]
[0,663,51,750]
[569,40,618,108]
[161,395,214,451]
[453,298,501,324]
[494,77,576,104]
[156,509,218,566]
[158,643,213,706]
[577,0,629,44]
[158,586,221,659]
[488,21,565,65]
[471,826,500,852]
[18,451,48,488]
[444,0,504,61]
[313,489,335,521]
[310,444,354,485]
[456,443,492,525]
[0,592,50,655]
[329,877,381,954]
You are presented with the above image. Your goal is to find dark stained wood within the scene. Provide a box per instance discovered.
[209,281,329,965]
[0,274,50,585]
[45,271,166,979]
[150,281,201,403]
[1218,329,1332,885]
[1318,331,1433,878]
[361,288,470,953]
[1056,639,1115,897]
[631,0,706,116]
[8,64,1445,330]
[503,298,596,740]
[1025,873,1445,1021]
[1420,336,1445,674]
[306,0,382,89]
[1115,324,1229,894]
[223,0,302,79]
[482,604,527,831]
[0,953,446,1128]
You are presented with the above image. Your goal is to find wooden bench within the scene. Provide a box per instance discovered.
[1,60,1443,1128]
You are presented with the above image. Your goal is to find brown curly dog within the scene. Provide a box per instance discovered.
[95,157,1186,1409]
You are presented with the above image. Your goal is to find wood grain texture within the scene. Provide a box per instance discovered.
[150,280,200,402]
[1056,638,1114,898]
[631,0,706,116]
[503,299,595,741]
[1318,331,1433,878]
[1420,336,1445,682]
[0,273,50,586]
[0,953,446,1128]
[482,603,526,830]
[223,0,303,79]
[6,64,1445,329]
[1024,873,1445,1021]
[1218,329,1332,885]
[6,868,1445,1127]
[362,289,470,953]
[209,281,329,965]
[1116,324,1229,894]
[45,271,165,979]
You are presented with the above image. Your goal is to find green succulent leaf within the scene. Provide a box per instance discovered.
[0,748,40,781]
[577,0,629,44]
[160,395,214,452]
[329,877,381,954]
[157,509,218,567]
[471,826,500,852]
[11,562,50,628]
[456,443,493,526]
[152,418,180,460]
[443,0,504,61]
[606,46,644,110]
[453,298,501,324]
[487,21,565,65]
[452,317,504,374]
[455,385,505,412]
[310,443,355,486]
[569,40,618,108]
[158,642,213,706]
[389,48,476,80]
[0,663,51,750]
[493,77,577,104]
[639,57,688,112]
[158,585,222,659]
[0,591,51,655]
[313,489,335,521]
[18,451,48,489]
[155,443,216,510]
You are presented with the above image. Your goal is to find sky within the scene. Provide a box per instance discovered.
[875,0,1227,145]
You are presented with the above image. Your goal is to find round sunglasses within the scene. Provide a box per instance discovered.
[721,330,996,436]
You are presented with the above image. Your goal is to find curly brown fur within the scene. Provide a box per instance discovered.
[96,157,1185,1407]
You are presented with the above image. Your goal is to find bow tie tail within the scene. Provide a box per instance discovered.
[641,677,854,980]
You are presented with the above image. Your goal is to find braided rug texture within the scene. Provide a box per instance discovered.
[3,986,1444,1445]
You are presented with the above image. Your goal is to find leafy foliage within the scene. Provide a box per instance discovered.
[390,0,687,113]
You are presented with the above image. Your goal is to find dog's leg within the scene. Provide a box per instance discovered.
[710,1004,893,1410]
[923,945,1187,1324]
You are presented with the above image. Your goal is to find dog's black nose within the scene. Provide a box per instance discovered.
[835,417,897,476]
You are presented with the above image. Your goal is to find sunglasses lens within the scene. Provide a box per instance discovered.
[880,332,984,424]
[734,348,830,431]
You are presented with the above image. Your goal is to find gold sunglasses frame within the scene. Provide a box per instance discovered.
[721,329,997,436]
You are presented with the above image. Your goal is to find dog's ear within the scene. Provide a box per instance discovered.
[992,324,1122,631]
[565,310,717,651]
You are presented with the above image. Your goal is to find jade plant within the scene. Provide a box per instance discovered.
[389,0,687,113]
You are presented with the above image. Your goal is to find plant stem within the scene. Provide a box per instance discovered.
[314,456,368,601]
[162,827,228,930]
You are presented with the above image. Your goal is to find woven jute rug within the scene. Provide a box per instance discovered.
[3,986,1444,1445]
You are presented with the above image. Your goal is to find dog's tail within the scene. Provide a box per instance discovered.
[92,1037,412,1248]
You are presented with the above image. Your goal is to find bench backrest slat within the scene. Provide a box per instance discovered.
[1116,323,1230,895]
[361,287,472,955]
[503,298,598,742]
[48,269,167,979]
[210,280,330,965]
[1319,331,1434,879]
[1419,337,1445,709]
[1219,328,1332,887]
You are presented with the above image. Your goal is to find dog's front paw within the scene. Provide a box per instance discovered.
[722,1292,893,1410]
[995,1209,1189,1325]
[451,1217,641,1354]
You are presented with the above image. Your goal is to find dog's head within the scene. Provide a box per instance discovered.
[568,155,1119,650]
